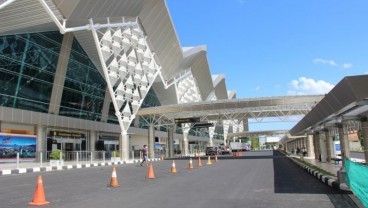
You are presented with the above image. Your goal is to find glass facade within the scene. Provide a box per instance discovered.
[0,32,62,112]
[59,38,106,121]
[0,31,106,121]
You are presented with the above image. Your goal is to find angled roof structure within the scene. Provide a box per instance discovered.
[0,0,183,82]
[290,75,368,136]
[137,95,324,122]
[212,74,228,100]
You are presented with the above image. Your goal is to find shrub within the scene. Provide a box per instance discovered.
[112,151,120,157]
[50,149,61,160]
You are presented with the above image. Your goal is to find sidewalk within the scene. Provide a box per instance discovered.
[282,152,350,191]
[0,158,160,176]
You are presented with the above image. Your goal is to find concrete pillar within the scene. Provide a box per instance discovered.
[168,128,174,157]
[148,125,155,159]
[307,134,315,158]
[361,120,368,163]
[313,133,320,160]
[183,127,189,156]
[36,126,46,162]
[89,130,96,152]
[120,133,129,161]
[338,124,351,159]
[324,130,333,162]
[48,33,74,115]
[319,131,327,162]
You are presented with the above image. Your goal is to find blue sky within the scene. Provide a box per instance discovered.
[166,0,368,98]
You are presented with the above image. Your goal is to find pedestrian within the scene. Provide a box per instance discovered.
[140,145,148,166]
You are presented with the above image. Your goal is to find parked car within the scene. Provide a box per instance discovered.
[205,147,218,156]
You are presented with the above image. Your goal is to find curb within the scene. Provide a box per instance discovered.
[0,158,161,176]
[279,151,351,192]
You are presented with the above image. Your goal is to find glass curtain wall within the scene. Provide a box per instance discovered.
[59,38,106,121]
[0,32,62,112]
[0,31,106,122]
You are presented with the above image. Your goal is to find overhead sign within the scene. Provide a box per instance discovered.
[174,117,200,124]
[192,123,214,129]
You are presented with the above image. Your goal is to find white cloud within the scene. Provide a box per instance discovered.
[342,63,353,69]
[287,77,334,95]
[313,58,337,66]
[313,58,353,69]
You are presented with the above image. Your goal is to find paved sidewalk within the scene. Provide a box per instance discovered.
[0,158,160,176]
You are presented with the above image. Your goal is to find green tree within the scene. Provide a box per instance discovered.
[251,137,259,150]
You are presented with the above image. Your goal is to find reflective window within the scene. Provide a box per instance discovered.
[59,38,106,121]
[0,32,61,112]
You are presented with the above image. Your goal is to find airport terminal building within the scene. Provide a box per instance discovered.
[0,0,236,161]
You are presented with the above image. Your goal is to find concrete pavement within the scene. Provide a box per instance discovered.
[0,150,360,208]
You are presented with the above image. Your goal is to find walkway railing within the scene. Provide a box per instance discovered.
[345,158,368,207]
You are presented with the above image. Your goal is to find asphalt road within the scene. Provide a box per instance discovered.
[0,151,358,208]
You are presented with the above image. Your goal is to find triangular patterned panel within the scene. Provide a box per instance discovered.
[134,73,142,85]
[133,89,140,101]
[119,65,127,81]
[115,95,125,109]
[108,72,119,86]
[138,38,146,51]
[139,85,148,98]
[137,48,145,62]
[125,87,134,100]
[143,49,151,63]
[115,81,125,95]
[132,27,141,38]
[112,41,122,57]
[113,28,122,43]
[135,62,143,75]
[122,103,131,118]
[141,74,148,86]
[122,27,132,40]
[101,30,112,46]
[122,37,131,52]
[93,23,161,134]
[108,58,119,74]
[131,100,140,114]
[128,61,136,74]
[128,49,137,63]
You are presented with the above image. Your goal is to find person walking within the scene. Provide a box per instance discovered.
[140,145,149,166]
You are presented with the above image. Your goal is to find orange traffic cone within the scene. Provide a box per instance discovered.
[171,160,177,173]
[215,154,218,162]
[147,163,155,179]
[188,158,194,169]
[198,157,202,167]
[28,175,50,206]
[206,156,212,165]
[109,166,119,188]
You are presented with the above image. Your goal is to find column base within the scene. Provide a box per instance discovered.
[337,170,346,183]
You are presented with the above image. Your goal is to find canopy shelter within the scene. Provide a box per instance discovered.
[137,95,324,123]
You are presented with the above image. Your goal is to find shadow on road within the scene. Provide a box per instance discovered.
[272,151,358,207]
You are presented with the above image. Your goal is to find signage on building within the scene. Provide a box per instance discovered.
[50,131,85,139]
[174,117,200,124]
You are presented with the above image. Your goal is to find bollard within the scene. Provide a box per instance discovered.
[16,152,19,169]
[103,151,105,163]
[40,152,43,168]
[90,152,93,164]
[59,151,62,165]
[76,152,79,165]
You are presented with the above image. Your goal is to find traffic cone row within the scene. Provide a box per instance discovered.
[28,156,218,206]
